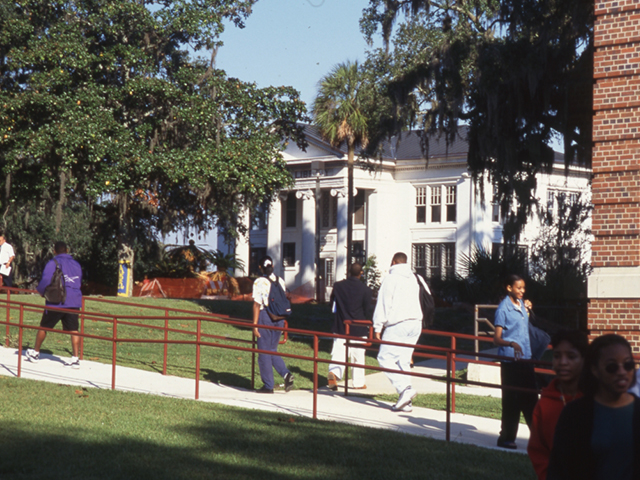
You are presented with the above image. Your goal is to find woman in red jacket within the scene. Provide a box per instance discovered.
[528,329,588,480]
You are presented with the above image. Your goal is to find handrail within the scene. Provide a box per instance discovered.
[2,289,562,439]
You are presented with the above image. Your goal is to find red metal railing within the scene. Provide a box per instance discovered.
[1,288,562,442]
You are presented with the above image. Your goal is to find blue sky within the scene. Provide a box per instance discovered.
[214,2,564,153]
[215,0,376,108]
[168,2,376,247]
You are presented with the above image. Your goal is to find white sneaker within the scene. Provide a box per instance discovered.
[392,402,413,413]
[64,357,80,369]
[395,386,417,411]
[25,349,39,363]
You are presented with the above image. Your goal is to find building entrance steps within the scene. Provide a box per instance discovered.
[0,346,528,452]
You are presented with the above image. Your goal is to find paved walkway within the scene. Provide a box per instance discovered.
[0,346,529,452]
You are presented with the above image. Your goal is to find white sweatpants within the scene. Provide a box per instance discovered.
[328,337,367,388]
[377,320,422,394]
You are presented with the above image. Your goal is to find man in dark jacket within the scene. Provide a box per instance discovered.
[327,263,373,390]
[25,241,83,368]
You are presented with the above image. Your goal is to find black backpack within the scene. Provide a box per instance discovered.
[44,259,66,305]
[265,276,292,321]
[415,274,435,328]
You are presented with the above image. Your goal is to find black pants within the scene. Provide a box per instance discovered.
[1,273,12,287]
[499,361,538,443]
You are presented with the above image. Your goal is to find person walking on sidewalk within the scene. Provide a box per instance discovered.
[327,262,372,391]
[252,256,294,394]
[25,241,83,368]
[373,252,422,413]
[0,232,15,287]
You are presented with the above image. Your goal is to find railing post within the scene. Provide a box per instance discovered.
[163,309,169,375]
[344,337,350,396]
[80,296,85,360]
[474,304,479,359]
[195,318,201,400]
[5,287,10,347]
[446,351,451,442]
[313,335,318,420]
[451,336,456,414]
[251,333,256,391]
[111,316,117,390]
[17,304,23,377]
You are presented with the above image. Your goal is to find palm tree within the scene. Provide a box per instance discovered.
[312,61,370,276]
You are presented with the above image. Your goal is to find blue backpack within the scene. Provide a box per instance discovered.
[265,276,292,321]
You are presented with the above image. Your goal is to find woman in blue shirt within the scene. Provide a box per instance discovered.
[493,274,538,449]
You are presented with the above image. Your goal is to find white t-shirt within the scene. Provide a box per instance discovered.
[0,242,15,275]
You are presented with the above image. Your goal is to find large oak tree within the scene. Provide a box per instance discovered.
[360,0,593,240]
[0,0,307,292]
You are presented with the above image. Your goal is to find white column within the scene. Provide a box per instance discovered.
[234,207,250,278]
[456,173,472,276]
[297,189,316,297]
[267,194,285,278]
[332,187,348,282]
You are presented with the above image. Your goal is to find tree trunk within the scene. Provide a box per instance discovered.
[346,144,355,277]
[117,193,135,296]
[55,171,66,233]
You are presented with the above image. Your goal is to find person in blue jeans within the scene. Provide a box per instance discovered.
[251,256,294,394]
[493,274,538,449]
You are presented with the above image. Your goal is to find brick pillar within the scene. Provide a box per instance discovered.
[588,0,640,349]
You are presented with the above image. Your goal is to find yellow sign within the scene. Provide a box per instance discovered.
[117,261,132,297]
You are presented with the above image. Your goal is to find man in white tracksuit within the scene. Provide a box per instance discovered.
[373,252,423,413]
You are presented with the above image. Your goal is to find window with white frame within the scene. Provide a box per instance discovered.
[285,192,297,228]
[321,192,338,228]
[354,190,366,225]
[492,185,501,222]
[251,204,268,231]
[416,185,457,224]
[547,190,555,213]
[324,258,335,287]
[547,190,580,217]
[283,242,296,267]
[416,187,427,223]
[445,185,456,222]
[430,186,442,223]
[412,243,456,280]
[569,192,579,205]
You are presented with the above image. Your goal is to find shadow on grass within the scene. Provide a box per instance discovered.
[288,364,320,385]
[0,406,534,480]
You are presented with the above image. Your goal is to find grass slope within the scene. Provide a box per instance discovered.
[0,376,535,480]
[5,296,512,421]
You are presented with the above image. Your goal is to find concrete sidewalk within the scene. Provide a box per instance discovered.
[0,346,528,452]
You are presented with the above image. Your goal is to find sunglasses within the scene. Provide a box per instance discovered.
[604,361,636,374]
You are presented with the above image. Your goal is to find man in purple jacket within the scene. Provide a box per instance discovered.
[25,241,83,368]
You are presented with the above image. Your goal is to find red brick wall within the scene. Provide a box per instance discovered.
[590,0,640,343]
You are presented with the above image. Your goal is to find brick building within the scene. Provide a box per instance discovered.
[588,0,640,347]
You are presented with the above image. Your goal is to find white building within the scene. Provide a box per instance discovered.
[223,125,591,300]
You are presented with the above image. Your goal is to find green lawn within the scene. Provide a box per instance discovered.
[0,376,535,480]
